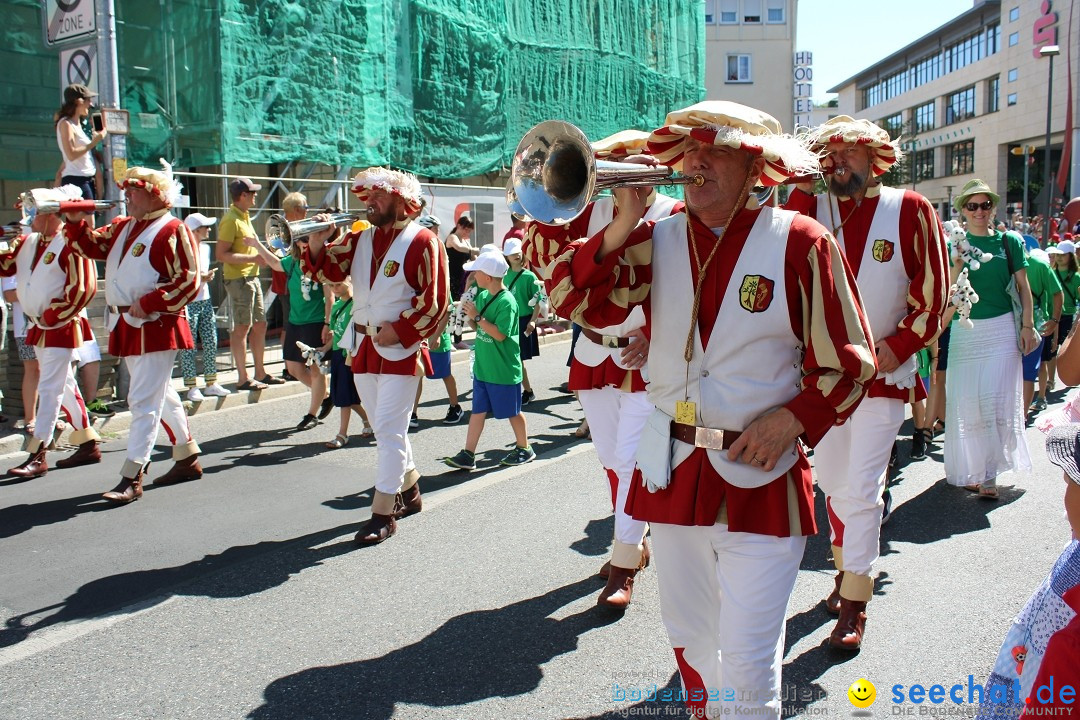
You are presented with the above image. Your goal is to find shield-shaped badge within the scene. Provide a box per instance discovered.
[383,259,400,277]
[872,239,895,263]
[42,251,56,265]
[131,243,147,258]
[739,274,775,313]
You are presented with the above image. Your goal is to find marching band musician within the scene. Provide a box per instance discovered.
[547,101,876,719]
[785,116,948,651]
[302,168,450,545]
[524,129,684,611]
[3,186,102,479]
[64,163,203,504]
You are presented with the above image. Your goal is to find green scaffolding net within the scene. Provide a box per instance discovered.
[1,0,703,181]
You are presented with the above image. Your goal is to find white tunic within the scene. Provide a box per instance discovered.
[15,231,69,329]
[104,214,175,330]
[348,222,423,363]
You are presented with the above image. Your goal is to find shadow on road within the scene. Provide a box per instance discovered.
[249,576,619,720]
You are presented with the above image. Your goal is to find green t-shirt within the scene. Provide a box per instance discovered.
[505,267,541,323]
[1026,251,1062,324]
[429,326,452,354]
[1055,268,1080,316]
[281,255,325,326]
[472,288,521,385]
[329,297,352,351]
[966,231,1028,320]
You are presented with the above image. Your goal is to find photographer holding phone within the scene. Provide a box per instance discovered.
[54,84,106,200]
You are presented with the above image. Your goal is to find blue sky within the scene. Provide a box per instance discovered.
[796,0,976,103]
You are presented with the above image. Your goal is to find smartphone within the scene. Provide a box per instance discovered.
[91,113,104,132]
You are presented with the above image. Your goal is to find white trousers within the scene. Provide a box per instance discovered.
[813,396,904,579]
[123,351,198,477]
[577,387,652,548]
[652,522,806,720]
[354,372,421,494]
[33,346,96,448]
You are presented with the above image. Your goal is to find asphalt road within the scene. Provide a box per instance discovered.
[0,339,1073,720]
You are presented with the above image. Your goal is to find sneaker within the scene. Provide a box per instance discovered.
[409,413,420,429]
[911,429,926,460]
[521,390,535,405]
[443,405,464,424]
[1035,396,1048,412]
[500,445,536,466]
[202,383,231,397]
[85,400,115,417]
[881,487,893,526]
[444,449,477,470]
[296,413,318,431]
[186,387,205,403]
[318,395,335,420]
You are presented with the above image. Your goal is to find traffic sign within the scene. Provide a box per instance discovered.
[43,0,97,47]
[59,43,97,95]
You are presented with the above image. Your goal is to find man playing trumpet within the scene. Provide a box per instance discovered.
[302,168,449,545]
[547,101,875,719]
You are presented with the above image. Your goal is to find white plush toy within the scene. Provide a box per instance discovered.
[944,219,993,270]
[948,267,979,329]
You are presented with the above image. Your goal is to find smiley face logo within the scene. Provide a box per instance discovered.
[848,679,876,708]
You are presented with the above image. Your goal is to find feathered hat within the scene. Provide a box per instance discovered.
[800,115,903,177]
[351,167,423,214]
[592,129,651,159]
[117,159,183,207]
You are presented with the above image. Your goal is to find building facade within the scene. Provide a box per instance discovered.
[703,0,799,131]
[828,0,1078,223]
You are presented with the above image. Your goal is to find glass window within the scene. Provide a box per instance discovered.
[766,0,784,23]
[945,86,976,124]
[914,101,935,133]
[1009,31,1019,46]
[719,0,738,23]
[1008,67,1018,82]
[880,113,903,139]
[743,0,762,23]
[988,76,999,113]
[945,139,975,176]
[1007,93,1018,106]
[1009,6,1020,21]
[914,149,935,181]
[704,0,716,23]
[726,54,752,82]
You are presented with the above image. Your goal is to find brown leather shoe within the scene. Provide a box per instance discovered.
[598,561,611,579]
[103,473,144,505]
[597,566,637,610]
[824,571,844,616]
[8,450,47,479]
[153,456,203,486]
[355,513,397,545]
[54,440,102,469]
[829,599,867,651]
[393,484,422,519]
[600,537,650,579]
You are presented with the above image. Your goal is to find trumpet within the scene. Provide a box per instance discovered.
[2,224,25,240]
[264,210,371,251]
[510,120,704,224]
[20,190,117,216]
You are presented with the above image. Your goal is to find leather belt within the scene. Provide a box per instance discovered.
[670,421,741,451]
[353,323,381,336]
[580,327,629,348]
[111,305,131,313]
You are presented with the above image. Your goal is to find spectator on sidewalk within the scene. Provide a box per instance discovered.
[180,212,229,402]
[322,277,371,448]
[3,275,39,433]
[444,251,535,470]
[445,214,477,299]
[217,177,283,391]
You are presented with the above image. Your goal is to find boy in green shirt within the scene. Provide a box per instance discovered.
[502,238,543,403]
[444,252,535,469]
[322,278,371,448]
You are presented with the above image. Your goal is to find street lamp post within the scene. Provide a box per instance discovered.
[1040,44,1060,246]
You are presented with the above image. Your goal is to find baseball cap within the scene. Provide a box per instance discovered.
[1046,424,1080,486]
[229,177,262,195]
[417,215,441,229]
[503,238,523,257]
[184,212,217,231]
[63,84,97,103]
[1048,245,1064,255]
[463,251,508,278]
[1058,240,1076,254]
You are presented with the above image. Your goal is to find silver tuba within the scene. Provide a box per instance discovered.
[20,189,117,216]
[509,120,704,224]
[264,211,370,251]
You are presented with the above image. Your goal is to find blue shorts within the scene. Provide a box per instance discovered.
[472,378,522,420]
[1022,337,1046,382]
[426,350,451,380]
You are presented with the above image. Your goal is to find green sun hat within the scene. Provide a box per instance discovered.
[953,178,1001,213]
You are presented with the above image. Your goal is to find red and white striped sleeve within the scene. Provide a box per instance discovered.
[141,221,200,314]
[395,228,450,346]
[39,244,97,327]
[301,229,356,284]
[886,191,948,363]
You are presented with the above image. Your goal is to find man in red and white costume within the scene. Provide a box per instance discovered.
[785,116,948,651]
[525,129,684,610]
[3,186,101,479]
[303,167,449,545]
[548,101,876,719]
[65,163,203,504]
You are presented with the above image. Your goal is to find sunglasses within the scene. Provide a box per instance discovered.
[964,201,994,212]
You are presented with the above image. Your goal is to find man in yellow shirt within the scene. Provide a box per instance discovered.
[216,177,283,389]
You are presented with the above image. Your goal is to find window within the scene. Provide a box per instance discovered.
[945,139,975,176]
[766,0,784,23]
[726,54,752,82]
[704,0,716,23]
[1009,31,1019,46]
[1008,67,1018,82]
[988,76,1000,113]
[914,149,935,181]
[1007,93,1018,106]
[945,86,976,124]
[914,101,935,133]
[1009,6,1020,21]
[743,0,762,23]
[719,0,738,23]
[880,113,903,139]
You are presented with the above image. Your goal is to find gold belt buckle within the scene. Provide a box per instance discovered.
[603,335,621,348]
[694,426,725,451]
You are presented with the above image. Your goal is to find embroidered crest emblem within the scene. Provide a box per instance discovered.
[42,252,56,265]
[383,259,400,277]
[872,239,894,263]
[739,274,775,313]
[131,243,147,258]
